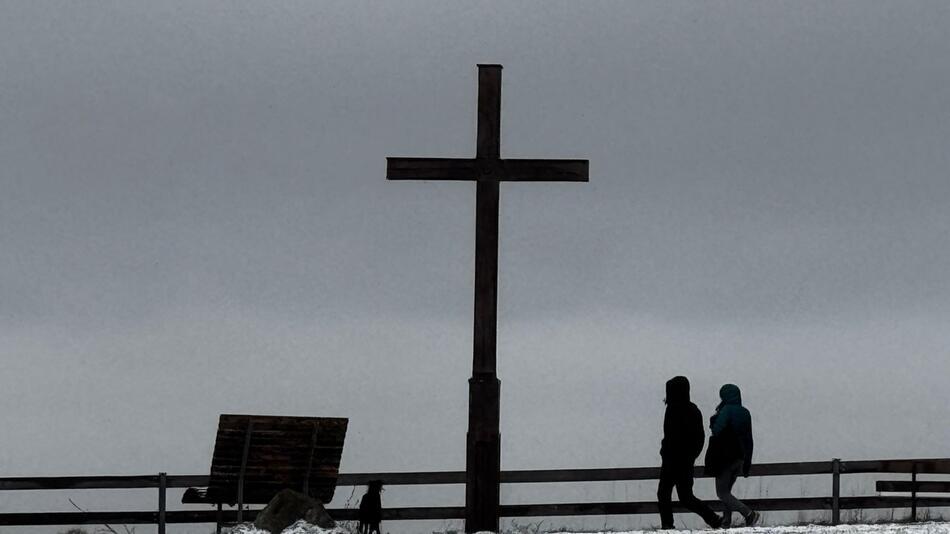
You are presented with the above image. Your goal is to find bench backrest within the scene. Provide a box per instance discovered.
[207,414,348,504]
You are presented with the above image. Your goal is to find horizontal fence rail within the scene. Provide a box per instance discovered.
[338,461,837,486]
[878,481,950,493]
[0,458,947,527]
[0,475,209,491]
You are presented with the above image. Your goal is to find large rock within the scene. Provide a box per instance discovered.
[253,489,336,533]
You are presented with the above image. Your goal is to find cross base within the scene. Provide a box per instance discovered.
[466,376,501,533]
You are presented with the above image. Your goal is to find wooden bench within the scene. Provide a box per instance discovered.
[183,414,348,532]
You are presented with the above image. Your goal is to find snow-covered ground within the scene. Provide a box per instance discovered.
[595,524,950,534]
[231,522,950,534]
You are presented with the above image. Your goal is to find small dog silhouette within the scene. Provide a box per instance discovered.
[358,480,383,534]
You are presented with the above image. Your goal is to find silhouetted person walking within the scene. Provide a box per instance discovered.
[707,383,760,527]
[358,480,383,534]
[657,376,722,529]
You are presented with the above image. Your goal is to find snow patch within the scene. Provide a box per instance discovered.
[228,520,349,534]
[559,523,950,534]
[227,523,950,534]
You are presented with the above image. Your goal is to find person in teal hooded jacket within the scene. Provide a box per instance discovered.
[708,384,760,527]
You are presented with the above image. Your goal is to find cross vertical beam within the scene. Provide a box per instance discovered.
[468,65,503,534]
[473,65,501,377]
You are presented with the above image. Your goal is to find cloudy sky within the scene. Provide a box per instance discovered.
[1,1,949,530]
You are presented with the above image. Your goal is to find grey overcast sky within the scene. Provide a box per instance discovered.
[1,0,949,529]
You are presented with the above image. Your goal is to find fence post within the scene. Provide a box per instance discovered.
[831,458,841,525]
[158,472,167,534]
[911,463,918,522]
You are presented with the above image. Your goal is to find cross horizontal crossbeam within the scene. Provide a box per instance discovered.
[386,157,588,182]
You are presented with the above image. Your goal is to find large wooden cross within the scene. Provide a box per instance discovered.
[386,64,588,533]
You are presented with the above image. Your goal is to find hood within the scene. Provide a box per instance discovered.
[665,376,691,404]
[718,383,742,406]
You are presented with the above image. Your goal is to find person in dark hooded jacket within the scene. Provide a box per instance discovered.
[657,376,722,529]
[707,383,759,527]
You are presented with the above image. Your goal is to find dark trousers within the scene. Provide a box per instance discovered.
[657,461,721,528]
[715,459,752,526]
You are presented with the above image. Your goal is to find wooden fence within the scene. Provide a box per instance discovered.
[0,458,948,530]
